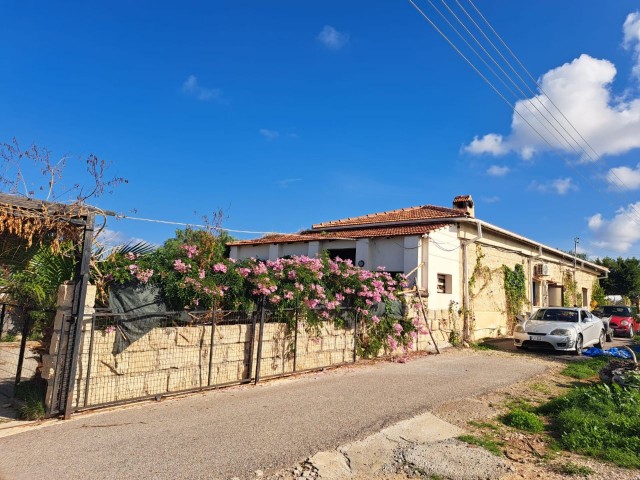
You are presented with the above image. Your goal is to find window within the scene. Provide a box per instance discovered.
[326,248,356,263]
[582,288,588,307]
[532,281,540,306]
[437,273,452,294]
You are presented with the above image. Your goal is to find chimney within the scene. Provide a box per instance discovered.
[453,195,474,217]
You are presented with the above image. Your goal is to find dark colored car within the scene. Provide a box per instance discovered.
[593,306,639,338]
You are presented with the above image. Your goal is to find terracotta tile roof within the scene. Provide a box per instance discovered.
[453,195,472,203]
[311,205,464,230]
[227,223,452,246]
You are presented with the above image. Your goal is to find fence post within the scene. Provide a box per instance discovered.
[246,309,257,383]
[82,314,96,408]
[293,304,299,373]
[0,304,6,341]
[352,311,358,363]
[14,314,32,390]
[207,301,217,387]
[254,297,266,385]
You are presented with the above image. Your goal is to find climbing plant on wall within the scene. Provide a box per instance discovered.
[562,270,579,307]
[502,264,527,331]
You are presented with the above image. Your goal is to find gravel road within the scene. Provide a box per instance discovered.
[0,350,548,480]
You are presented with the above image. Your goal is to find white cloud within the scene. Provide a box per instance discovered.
[529,177,578,195]
[182,75,223,102]
[464,18,640,161]
[259,129,279,141]
[607,163,640,190]
[317,25,349,50]
[486,165,510,177]
[464,133,508,156]
[588,202,640,252]
[623,11,640,79]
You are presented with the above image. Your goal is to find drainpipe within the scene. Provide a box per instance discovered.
[462,220,483,343]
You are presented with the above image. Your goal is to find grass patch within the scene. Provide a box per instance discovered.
[14,380,45,421]
[504,398,535,412]
[633,333,640,344]
[541,383,640,469]
[0,332,17,342]
[468,420,499,431]
[457,434,503,456]
[502,409,544,433]
[529,382,552,395]
[552,462,594,476]
[560,358,609,380]
[470,342,498,351]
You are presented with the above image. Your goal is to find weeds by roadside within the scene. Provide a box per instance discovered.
[469,342,499,351]
[551,462,594,476]
[539,383,640,469]
[501,409,544,433]
[14,380,45,420]
[457,434,503,456]
[560,358,608,379]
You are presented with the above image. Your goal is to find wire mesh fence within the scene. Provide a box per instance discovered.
[71,306,357,410]
[0,307,40,400]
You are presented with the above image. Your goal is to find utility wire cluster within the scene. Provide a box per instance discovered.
[408,0,640,229]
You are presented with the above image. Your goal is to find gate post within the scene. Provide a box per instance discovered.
[62,213,95,419]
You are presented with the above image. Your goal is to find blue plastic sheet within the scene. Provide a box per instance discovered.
[582,347,633,359]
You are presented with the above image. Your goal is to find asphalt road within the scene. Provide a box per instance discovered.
[0,351,548,480]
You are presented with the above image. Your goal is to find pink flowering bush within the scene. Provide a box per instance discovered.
[101,229,416,355]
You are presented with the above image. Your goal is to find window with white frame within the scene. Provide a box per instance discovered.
[437,273,452,294]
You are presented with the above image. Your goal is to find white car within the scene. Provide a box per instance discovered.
[513,307,606,355]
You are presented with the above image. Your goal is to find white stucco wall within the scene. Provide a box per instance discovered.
[425,226,461,310]
[281,243,309,257]
[370,237,405,272]
[233,244,270,260]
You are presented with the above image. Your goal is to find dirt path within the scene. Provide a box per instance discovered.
[0,349,548,480]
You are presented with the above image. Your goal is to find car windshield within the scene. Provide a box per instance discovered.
[531,308,579,322]
[601,306,633,316]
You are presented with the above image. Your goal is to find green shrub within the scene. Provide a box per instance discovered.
[14,380,45,421]
[0,332,17,342]
[502,409,544,432]
[542,383,640,469]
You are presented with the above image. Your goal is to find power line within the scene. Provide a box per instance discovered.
[447,0,586,155]
[461,0,640,218]
[409,0,640,229]
[116,215,283,235]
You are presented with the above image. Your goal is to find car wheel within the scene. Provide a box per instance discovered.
[596,330,606,349]
[628,326,635,339]
[574,335,583,356]
[606,332,613,342]
[515,345,527,350]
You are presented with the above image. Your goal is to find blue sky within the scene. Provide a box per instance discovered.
[2,1,640,258]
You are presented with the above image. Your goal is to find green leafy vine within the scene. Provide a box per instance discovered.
[503,263,527,332]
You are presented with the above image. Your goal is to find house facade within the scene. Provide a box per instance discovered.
[228,195,608,340]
